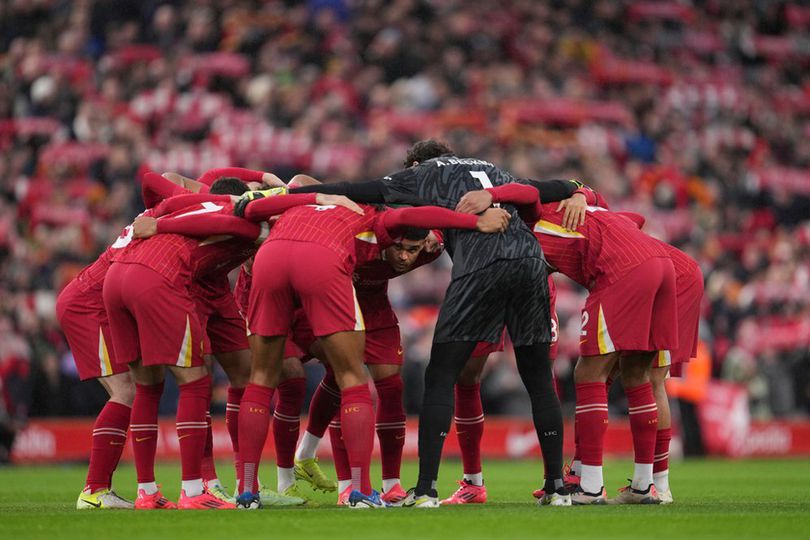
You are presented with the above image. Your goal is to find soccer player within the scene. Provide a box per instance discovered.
[441,279,560,505]
[233,193,511,509]
[555,199,703,505]
[457,182,678,504]
[291,140,581,506]
[57,178,250,510]
[104,186,348,509]
[287,227,445,506]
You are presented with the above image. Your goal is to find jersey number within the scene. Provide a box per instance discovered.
[469,171,500,208]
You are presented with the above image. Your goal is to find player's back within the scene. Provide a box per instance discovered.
[534,202,669,289]
[268,203,379,271]
[382,156,541,278]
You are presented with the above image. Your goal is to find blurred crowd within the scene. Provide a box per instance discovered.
[1,0,810,439]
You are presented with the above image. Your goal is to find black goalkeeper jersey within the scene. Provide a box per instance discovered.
[380,156,542,279]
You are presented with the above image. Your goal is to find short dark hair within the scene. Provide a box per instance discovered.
[209,177,249,195]
[401,227,429,241]
[403,139,454,167]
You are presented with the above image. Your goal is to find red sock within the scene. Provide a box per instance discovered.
[131,382,163,484]
[575,382,608,467]
[654,428,672,473]
[454,383,484,476]
[626,382,658,465]
[374,374,406,482]
[201,413,217,482]
[328,420,351,482]
[176,375,211,482]
[85,401,130,492]
[226,386,245,488]
[273,377,306,468]
[238,383,274,493]
[306,367,341,438]
[340,383,374,495]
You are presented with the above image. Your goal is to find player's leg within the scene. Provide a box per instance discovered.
[504,257,567,506]
[58,284,135,510]
[129,362,174,509]
[610,351,660,504]
[442,354,488,505]
[651,363,673,503]
[235,241,296,508]
[273,358,306,495]
[78,372,135,509]
[296,363,343,493]
[364,325,407,504]
[368,361,407,505]
[570,353,617,504]
[318,330,377,502]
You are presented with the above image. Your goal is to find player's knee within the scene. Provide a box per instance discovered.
[107,378,136,406]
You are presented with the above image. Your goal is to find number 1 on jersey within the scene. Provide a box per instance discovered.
[469,171,500,208]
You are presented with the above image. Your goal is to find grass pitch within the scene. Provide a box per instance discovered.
[1,458,809,539]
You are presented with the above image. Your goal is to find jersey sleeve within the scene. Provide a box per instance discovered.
[376,206,478,246]
[486,184,542,222]
[197,167,265,186]
[152,193,233,217]
[379,167,423,205]
[289,181,387,203]
[141,171,190,209]
[516,178,578,203]
[156,207,265,242]
[243,193,318,222]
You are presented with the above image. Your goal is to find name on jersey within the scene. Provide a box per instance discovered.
[434,158,494,167]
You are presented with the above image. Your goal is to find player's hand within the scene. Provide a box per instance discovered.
[132,216,158,239]
[476,208,511,233]
[556,192,587,230]
[424,231,443,253]
[456,190,493,214]
[316,194,364,215]
[261,172,287,187]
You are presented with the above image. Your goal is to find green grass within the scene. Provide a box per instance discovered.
[1,459,809,539]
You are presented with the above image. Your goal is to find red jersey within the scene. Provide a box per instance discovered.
[112,196,262,287]
[258,202,475,274]
[531,203,669,290]
[352,231,444,330]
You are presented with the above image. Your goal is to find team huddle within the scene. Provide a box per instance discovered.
[57,139,702,510]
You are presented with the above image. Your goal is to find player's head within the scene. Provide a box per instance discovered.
[404,139,453,167]
[385,227,429,272]
[210,177,249,195]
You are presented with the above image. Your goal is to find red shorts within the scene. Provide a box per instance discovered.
[103,263,205,368]
[671,262,703,365]
[196,291,249,355]
[248,240,364,337]
[365,326,404,365]
[56,279,125,381]
[580,257,678,356]
[471,332,505,357]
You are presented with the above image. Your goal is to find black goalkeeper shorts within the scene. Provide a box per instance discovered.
[433,257,552,347]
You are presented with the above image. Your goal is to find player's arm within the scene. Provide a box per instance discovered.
[289,180,388,203]
[133,209,267,243]
[196,167,285,187]
[378,206,510,245]
[141,171,193,209]
[152,193,234,217]
[238,192,364,221]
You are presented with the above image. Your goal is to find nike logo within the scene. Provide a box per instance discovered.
[109,441,125,446]
[456,431,466,435]
[395,435,406,440]
[289,427,299,432]
[397,347,404,356]
[135,437,152,442]
[579,339,587,344]
[83,499,102,508]
[178,434,192,440]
